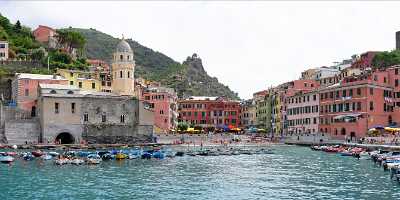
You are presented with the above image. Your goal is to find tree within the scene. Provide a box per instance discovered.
[372,50,400,69]
[14,20,21,31]
[55,30,86,55]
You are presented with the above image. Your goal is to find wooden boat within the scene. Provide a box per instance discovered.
[0,156,15,164]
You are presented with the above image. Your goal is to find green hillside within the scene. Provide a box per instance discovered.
[72,28,239,99]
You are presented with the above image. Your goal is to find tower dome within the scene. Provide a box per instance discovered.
[116,39,133,53]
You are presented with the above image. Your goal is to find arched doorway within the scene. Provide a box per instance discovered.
[55,132,75,144]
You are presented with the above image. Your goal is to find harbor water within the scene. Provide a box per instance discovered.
[1,145,400,200]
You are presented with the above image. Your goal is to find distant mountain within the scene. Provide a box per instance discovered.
[71,28,239,100]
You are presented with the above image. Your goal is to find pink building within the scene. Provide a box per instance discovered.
[12,73,68,114]
[33,25,56,44]
[140,87,177,132]
[286,90,319,135]
[319,70,393,141]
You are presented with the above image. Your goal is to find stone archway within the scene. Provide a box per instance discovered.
[55,132,75,144]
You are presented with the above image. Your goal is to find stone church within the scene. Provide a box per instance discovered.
[0,39,154,144]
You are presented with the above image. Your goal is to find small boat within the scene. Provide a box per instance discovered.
[115,153,127,160]
[71,158,85,165]
[175,151,185,157]
[6,152,17,157]
[41,154,53,160]
[0,156,15,164]
[187,151,197,156]
[128,154,140,159]
[101,153,113,161]
[54,159,68,165]
[23,153,34,161]
[340,151,353,156]
[87,154,101,165]
[141,152,152,159]
[48,152,60,157]
[31,150,44,157]
[153,151,165,159]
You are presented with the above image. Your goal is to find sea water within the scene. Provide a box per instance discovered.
[0,145,399,200]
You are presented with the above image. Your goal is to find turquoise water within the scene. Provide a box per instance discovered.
[1,145,400,200]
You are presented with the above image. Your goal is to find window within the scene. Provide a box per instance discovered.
[384,77,387,83]
[396,68,399,75]
[374,75,378,81]
[396,79,399,87]
[71,103,75,114]
[357,88,361,95]
[102,113,106,122]
[370,101,374,111]
[127,55,130,60]
[84,113,88,122]
[357,102,362,111]
[128,71,130,78]
[120,71,123,78]
[0,43,5,48]
[92,82,96,89]
[313,95,316,101]
[70,81,74,85]
[349,89,353,97]
[342,90,347,97]
[336,91,340,98]
[120,115,125,123]
[120,55,123,60]
[55,103,59,114]
[24,89,29,96]
[370,88,374,95]
[160,110,164,114]
[78,82,82,88]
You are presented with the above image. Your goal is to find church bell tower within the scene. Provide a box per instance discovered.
[111,37,135,96]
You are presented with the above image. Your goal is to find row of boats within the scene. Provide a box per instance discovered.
[0,147,275,165]
[311,145,400,182]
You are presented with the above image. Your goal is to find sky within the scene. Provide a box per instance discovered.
[1,1,400,99]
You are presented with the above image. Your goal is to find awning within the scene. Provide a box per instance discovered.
[333,113,362,120]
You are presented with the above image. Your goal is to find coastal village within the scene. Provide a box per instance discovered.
[1,16,400,148]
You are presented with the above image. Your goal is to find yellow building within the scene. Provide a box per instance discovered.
[57,69,101,92]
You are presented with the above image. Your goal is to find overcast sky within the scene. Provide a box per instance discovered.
[2,1,399,99]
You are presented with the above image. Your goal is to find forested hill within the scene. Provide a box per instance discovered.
[72,28,239,99]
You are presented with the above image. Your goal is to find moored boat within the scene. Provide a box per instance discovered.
[0,155,15,164]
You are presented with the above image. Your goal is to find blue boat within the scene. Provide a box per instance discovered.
[141,152,152,159]
[153,151,165,159]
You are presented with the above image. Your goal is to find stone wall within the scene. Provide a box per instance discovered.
[82,124,152,144]
[5,119,40,144]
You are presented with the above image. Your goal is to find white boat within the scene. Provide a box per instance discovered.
[87,154,101,164]
[71,159,84,165]
[54,159,68,165]
[0,156,15,164]
[41,154,53,160]
[128,154,139,159]
[48,152,60,157]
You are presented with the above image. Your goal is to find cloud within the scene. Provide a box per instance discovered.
[1,1,399,99]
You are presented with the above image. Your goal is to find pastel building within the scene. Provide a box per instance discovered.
[57,69,101,92]
[11,73,68,113]
[0,41,9,61]
[140,86,178,132]
[178,96,241,128]
[286,91,320,134]
[241,99,256,128]
[32,25,57,48]
[319,70,393,141]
